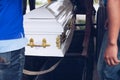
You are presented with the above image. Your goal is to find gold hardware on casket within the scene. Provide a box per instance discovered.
[27,38,50,48]
[56,36,61,49]
[27,38,35,48]
[41,38,50,48]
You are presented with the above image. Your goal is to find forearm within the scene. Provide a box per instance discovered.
[107,0,120,45]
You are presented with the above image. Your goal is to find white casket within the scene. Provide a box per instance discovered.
[24,0,75,57]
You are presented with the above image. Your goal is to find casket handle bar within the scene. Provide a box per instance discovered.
[27,38,50,48]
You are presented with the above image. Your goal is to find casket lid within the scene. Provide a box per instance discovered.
[24,6,63,34]
[24,0,72,34]
[24,7,55,19]
[24,0,71,19]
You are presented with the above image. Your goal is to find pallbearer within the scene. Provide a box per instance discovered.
[0,0,27,80]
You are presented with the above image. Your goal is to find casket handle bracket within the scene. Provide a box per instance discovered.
[56,35,61,49]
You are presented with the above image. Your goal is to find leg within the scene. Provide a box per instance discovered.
[29,0,35,11]
[22,0,27,14]
[0,48,25,80]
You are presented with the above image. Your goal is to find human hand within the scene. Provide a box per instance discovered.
[104,44,120,66]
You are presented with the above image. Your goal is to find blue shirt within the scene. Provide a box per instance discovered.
[0,0,24,40]
[0,38,27,53]
[0,0,27,53]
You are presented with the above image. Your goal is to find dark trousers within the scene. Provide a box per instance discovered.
[23,0,36,14]
[0,48,25,80]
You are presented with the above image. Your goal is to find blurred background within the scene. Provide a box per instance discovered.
[26,0,99,13]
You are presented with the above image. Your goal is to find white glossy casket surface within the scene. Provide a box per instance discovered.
[24,0,73,57]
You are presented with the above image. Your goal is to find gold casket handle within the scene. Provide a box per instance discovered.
[27,38,50,48]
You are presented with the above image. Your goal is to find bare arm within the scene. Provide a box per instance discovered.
[104,0,120,66]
